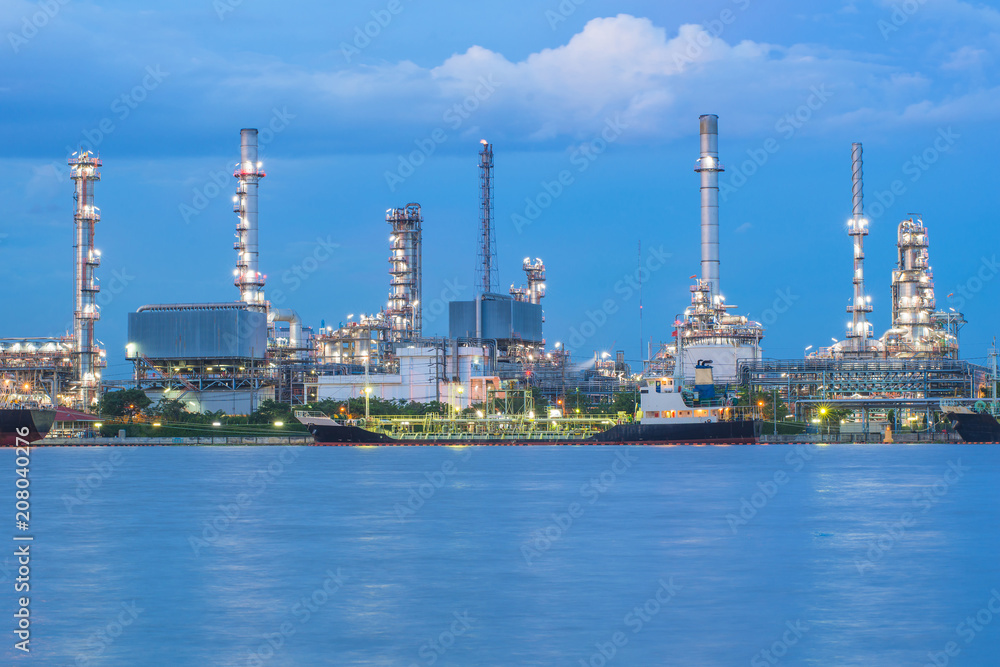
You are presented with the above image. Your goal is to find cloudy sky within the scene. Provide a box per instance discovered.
[2,0,998,380]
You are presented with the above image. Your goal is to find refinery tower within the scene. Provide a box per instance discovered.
[674,115,764,382]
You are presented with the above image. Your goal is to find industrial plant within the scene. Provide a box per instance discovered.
[0,114,992,438]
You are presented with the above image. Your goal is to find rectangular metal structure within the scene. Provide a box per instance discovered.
[127,304,267,360]
[449,298,543,343]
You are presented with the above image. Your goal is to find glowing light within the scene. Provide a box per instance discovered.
[274,421,284,427]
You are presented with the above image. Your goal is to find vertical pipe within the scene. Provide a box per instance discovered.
[695,115,723,297]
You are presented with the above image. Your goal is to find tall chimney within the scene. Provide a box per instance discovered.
[846,142,873,352]
[695,115,724,297]
[234,129,265,305]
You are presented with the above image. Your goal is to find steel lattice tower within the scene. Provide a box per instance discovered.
[477,141,498,295]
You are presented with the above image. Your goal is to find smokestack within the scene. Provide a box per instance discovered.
[846,142,873,353]
[234,128,265,305]
[695,115,724,297]
[70,151,102,407]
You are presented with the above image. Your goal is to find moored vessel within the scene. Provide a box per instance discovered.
[296,368,759,446]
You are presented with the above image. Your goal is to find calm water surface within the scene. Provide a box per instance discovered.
[3,444,999,666]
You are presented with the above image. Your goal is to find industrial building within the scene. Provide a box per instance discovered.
[4,112,990,425]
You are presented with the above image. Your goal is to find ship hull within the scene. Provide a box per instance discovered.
[943,411,1000,443]
[0,408,56,446]
[304,420,759,446]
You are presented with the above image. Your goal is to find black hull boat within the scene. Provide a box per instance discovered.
[0,408,56,446]
[943,410,1000,443]
[301,418,759,446]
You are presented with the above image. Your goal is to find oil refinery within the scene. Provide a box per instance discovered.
[0,114,991,439]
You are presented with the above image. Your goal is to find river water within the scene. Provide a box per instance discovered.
[4,444,999,666]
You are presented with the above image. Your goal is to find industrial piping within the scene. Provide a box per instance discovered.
[271,308,303,360]
[695,115,724,298]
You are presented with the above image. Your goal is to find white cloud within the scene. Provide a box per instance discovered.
[210,13,994,145]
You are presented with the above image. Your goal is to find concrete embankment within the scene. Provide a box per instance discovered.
[41,436,315,446]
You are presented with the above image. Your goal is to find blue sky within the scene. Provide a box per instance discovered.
[2,0,999,382]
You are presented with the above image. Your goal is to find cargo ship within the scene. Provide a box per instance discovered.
[942,403,1000,443]
[0,406,56,446]
[296,373,759,446]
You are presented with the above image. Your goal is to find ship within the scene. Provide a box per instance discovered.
[942,403,1000,443]
[296,369,759,446]
[0,407,56,446]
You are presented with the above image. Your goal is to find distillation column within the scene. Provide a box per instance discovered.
[846,143,874,354]
[892,218,935,347]
[387,204,423,340]
[234,129,266,306]
[70,151,102,407]
[694,114,724,299]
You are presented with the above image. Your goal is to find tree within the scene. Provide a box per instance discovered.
[147,398,190,422]
[97,388,151,418]
[249,399,294,425]
[611,391,637,416]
